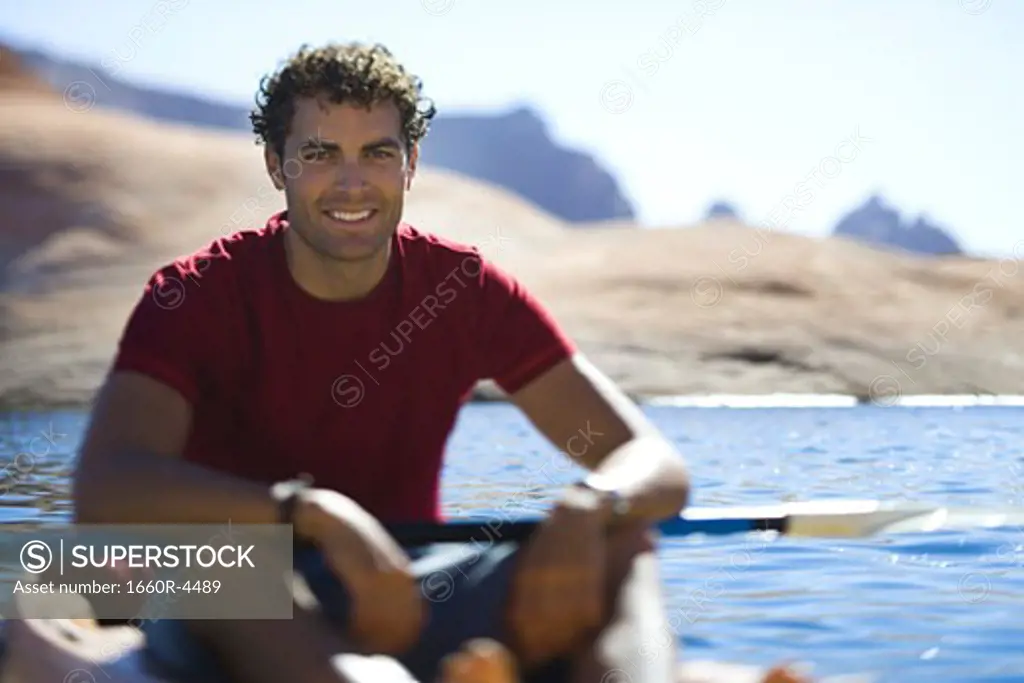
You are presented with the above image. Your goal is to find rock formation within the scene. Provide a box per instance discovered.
[704,200,741,221]
[833,195,963,256]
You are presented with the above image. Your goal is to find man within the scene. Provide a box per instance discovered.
[71,42,804,683]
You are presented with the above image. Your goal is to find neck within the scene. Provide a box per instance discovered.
[283,230,392,301]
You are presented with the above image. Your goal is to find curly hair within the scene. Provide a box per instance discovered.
[250,42,436,157]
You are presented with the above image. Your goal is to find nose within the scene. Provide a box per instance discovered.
[332,159,369,190]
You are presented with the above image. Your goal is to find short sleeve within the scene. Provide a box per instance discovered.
[470,256,577,394]
[111,254,223,404]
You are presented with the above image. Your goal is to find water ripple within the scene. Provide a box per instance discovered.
[2,405,1024,681]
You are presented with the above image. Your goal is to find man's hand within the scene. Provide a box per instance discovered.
[295,489,425,655]
[504,486,609,667]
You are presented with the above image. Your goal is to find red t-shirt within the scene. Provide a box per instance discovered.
[112,211,576,522]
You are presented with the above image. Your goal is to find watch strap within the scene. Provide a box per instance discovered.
[573,476,631,523]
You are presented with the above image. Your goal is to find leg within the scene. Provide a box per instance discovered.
[185,602,371,683]
[143,544,526,683]
[568,521,678,683]
[559,523,815,683]
[147,576,419,683]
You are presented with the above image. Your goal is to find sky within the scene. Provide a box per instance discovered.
[2,0,1021,257]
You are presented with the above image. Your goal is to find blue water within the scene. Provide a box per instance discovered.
[2,405,1023,682]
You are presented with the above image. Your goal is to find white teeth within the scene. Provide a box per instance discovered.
[327,209,372,222]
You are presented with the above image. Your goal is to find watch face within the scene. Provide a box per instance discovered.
[612,495,630,516]
[579,478,628,513]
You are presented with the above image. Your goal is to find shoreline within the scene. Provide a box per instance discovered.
[4,391,1024,414]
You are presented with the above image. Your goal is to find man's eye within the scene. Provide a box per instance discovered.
[300,147,329,162]
[369,148,395,159]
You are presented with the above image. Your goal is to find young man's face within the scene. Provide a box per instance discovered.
[266,95,417,263]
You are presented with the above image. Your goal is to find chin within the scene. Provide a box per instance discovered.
[313,230,391,262]
[289,207,397,263]
[323,242,387,262]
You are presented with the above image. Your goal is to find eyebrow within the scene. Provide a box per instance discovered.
[362,137,403,153]
[300,136,403,153]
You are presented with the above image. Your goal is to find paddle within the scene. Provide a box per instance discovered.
[385,499,1024,546]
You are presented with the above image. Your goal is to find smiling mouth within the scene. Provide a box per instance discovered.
[323,208,377,224]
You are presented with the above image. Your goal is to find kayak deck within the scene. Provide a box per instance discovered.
[0,618,875,683]
[1,618,169,683]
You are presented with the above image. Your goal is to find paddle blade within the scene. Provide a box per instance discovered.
[780,500,1024,537]
[671,499,1024,539]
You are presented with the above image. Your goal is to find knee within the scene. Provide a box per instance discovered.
[601,520,659,595]
[606,520,657,559]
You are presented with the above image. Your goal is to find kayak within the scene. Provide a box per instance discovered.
[0,534,885,683]
[0,545,876,683]
[0,617,875,683]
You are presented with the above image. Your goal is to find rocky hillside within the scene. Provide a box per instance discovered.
[13,43,636,225]
[2,57,1022,408]
[422,107,633,222]
[0,46,54,95]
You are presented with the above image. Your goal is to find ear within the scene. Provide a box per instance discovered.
[264,144,286,191]
[404,144,419,191]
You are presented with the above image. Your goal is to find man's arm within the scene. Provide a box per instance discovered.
[509,353,690,525]
[465,254,689,525]
[72,371,291,526]
[74,253,312,529]
[75,369,432,655]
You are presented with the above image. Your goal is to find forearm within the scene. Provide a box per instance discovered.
[584,435,691,524]
[72,450,281,526]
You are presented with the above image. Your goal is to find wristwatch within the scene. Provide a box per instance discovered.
[572,473,631,525]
